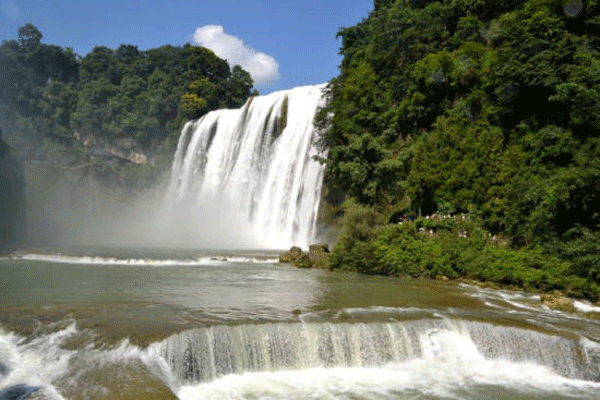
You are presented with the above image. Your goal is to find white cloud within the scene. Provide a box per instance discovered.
[193,25,280,88]
[1,0,20,19]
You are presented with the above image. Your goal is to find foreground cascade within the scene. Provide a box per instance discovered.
[165,84,327,249]
[152,319,600,385]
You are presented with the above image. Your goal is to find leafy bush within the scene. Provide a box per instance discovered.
[328,201,386,274]
[331,215,599,301]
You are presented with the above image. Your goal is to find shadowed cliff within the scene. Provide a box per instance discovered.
[0,128,26,250]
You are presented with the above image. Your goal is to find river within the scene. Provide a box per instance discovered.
[0,246,599,399]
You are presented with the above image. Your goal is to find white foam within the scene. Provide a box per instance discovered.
[220,256,279,264]
[0,326,172,399]
[574,300,600,314]
[12,253,204,266]
[8,253,278,266]
[2,319,599,400]
[0,325,76,399]
[461,284,547,313]
[338,306,428,315]
[176,358,600,400]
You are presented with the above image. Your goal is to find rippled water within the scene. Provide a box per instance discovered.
[1,246,599,399]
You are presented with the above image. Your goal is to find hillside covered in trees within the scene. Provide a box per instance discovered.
[0,23,255,188]
[317,0,600,300]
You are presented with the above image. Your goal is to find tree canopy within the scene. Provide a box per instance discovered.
[0,24,256,187]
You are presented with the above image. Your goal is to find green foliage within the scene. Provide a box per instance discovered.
[325,134,407,205]
[179,93,208,120]
[408,106,505,217]
[72,43,254,146]
[328,201,387,274]
[0,23,255,190]
[320,0,600,300]
[225,65,255,108]
[369,218,598,300]
[17,23,42,50]
[414,216,456,231]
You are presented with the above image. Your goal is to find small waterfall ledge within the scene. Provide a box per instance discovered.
[152,320,600,385]
[165,84,328,249]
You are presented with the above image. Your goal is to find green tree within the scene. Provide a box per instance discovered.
[17,23,42,50]
[225,65,254,108]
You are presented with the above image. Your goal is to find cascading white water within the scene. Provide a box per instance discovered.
[152,320,600,385]
[165,84,327,249]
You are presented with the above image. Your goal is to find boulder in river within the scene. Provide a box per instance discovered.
[0,384,40,400]
[279,246,304,264]
[279,244,330,269]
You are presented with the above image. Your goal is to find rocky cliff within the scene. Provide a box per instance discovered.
[0,129,26,250]
[74,132,148,164]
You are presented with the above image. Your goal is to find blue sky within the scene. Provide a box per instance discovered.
[0,0,373,93]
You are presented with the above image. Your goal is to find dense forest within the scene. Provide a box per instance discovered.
[317,0,600,301]
[0,23,255,189]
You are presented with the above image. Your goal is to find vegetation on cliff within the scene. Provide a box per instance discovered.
[317,0,600,300]
[0,23,256,189]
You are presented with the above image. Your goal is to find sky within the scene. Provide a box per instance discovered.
[0,0,373,93]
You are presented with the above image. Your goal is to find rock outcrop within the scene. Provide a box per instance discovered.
[279,244,330,269]
[74,132,147,164]
[279,246,304,264]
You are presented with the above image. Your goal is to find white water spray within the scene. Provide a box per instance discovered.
[164,84,327,249]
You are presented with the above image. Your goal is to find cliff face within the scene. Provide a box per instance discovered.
[74,132,148,164]
[0,131,26,250]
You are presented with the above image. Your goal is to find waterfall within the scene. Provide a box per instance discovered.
[152,320,600,385]
[164,84,327,249]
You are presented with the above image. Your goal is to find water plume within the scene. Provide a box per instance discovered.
[164,84,327,249]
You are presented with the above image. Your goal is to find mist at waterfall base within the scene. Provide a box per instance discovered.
[25,173,260,250]
[26,84,327,250]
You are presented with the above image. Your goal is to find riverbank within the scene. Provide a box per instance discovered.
[281,206,600,305]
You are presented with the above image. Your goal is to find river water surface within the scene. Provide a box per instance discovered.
[1,246,599,399]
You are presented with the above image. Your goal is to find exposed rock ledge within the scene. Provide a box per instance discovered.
[279,244,330,269]
[541,293,576,312]
[74,132,147,164]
